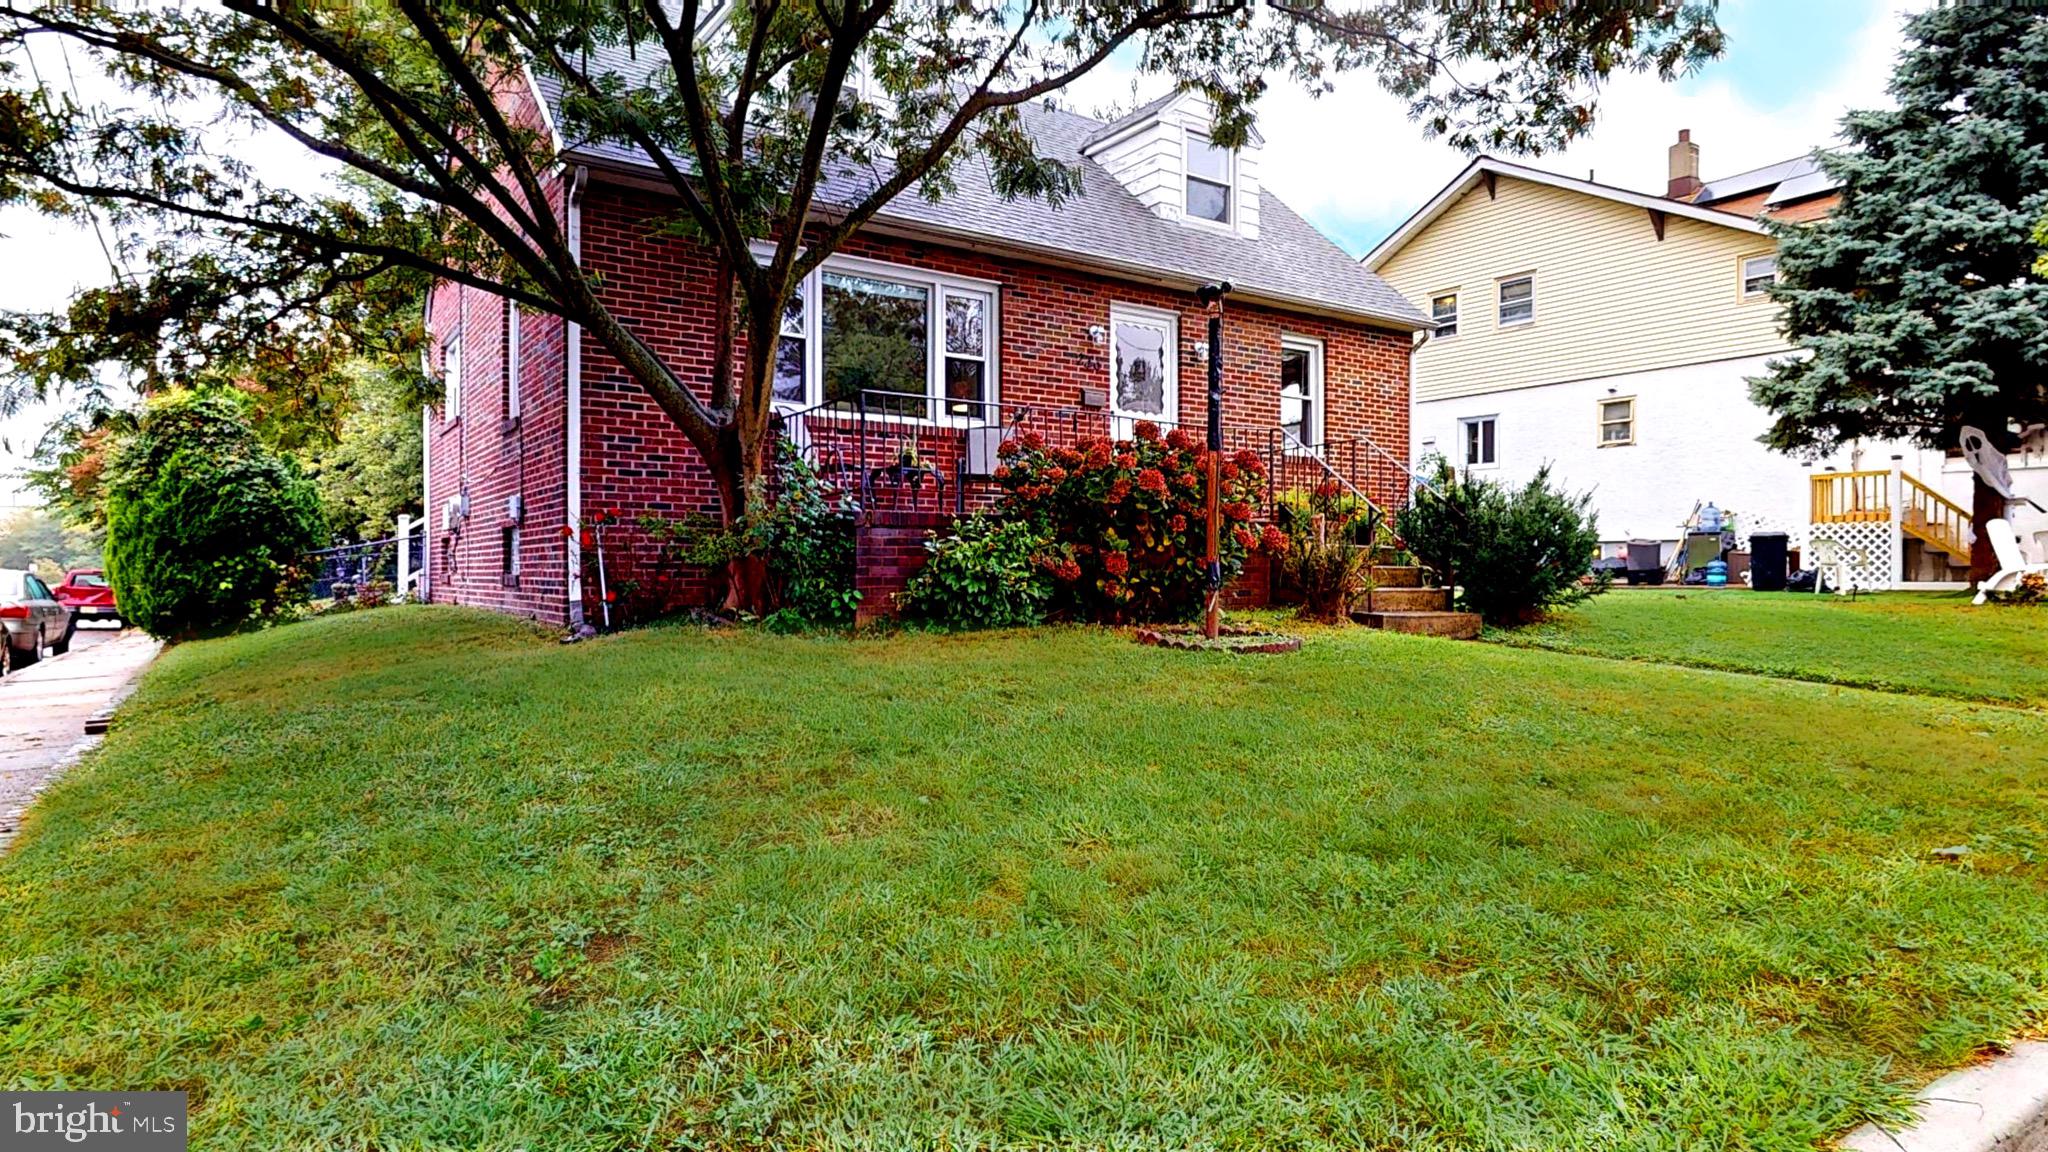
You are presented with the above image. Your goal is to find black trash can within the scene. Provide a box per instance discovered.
[1625,539,1665,585]
[1750,531,1789,591]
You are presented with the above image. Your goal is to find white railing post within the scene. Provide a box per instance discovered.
[1889,455,1906,586]
[396,514,414,600]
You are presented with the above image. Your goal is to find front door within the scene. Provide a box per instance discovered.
[1108,304,1178,438]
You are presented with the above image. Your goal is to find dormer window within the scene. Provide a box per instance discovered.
[1083,92,1260,238]
[1185,130,1232,225]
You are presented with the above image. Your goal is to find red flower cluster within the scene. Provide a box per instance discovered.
[991,424,1271,622]
[1041,555,1084,583]
[1260,524,1291,554]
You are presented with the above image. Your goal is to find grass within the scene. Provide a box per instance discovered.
[1,606,2046,1150]
[1489,589,2048,709]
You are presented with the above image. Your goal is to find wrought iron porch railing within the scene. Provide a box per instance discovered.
[306,533,421,601]
[771,388,1418,524]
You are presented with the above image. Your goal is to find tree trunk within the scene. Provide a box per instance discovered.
[1969,469,2007,584]
[717,320,783,616]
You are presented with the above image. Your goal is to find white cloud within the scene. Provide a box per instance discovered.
[1068,1,1925,255]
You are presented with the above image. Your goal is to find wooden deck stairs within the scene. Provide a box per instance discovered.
[1351,565,1481,639]
[1811,468,1974,583]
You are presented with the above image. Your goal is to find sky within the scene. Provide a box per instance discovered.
[0,0,1923,508]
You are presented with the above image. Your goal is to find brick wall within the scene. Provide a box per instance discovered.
[423,78,576,625]
[427,173,1412,625]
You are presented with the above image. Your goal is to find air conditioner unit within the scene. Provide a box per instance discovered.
[505,494,524,523]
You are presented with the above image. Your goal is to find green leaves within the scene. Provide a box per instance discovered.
[898,515,1056,629]
[102,389,326,639]
[1396,457,1604,627]
[1751,7,2048,458]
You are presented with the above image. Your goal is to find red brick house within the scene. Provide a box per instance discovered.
[422,80,1427,627]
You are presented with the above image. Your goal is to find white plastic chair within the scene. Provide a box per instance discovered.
[1808,537,1860,596]
[1973,518,2048,604]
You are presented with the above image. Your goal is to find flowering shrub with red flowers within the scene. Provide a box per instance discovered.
[994,420,1269,622]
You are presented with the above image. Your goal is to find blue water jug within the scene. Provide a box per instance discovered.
[1705,559,1729,587]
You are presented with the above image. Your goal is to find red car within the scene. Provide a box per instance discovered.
[55,568,120,627]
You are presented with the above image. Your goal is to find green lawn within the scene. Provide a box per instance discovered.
[1490,589,2048,708]
[3,607,2047,1149]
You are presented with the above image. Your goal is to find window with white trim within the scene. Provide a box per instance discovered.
[442,329,463,422]
[1185,130,1232,225]
[942,288,992,418]
[1461,415,1496,467]
[1431,292,1459,338]
[773,287,808,404]
[1279,335,1323,450]
[503,299,522,421]
[502,525,521,578]
[767,254,1000,422]
[1740,253,1778,298]
[1498,276,1534,326]
[1599,397,1636,446]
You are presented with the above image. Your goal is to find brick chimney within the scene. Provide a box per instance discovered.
[1667,129,1701,200]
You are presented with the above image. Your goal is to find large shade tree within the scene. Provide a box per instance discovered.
[1752,6,2048,581]
[0,0,1723,610]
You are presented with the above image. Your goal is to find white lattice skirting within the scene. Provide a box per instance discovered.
[1807,521,1899,591]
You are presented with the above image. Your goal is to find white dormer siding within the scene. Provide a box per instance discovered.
[1083,91,1261,241]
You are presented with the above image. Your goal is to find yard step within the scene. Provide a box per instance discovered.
[1365,586,1450,613]
[1369,565,1426,588]
[1352,610,1482,640]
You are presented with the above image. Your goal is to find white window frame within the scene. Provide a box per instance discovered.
[1598,396,1636,447]
[503,299,522,421]
[1497,274,1535,328]
[442,327,463,423]
[1430,291,1459,339]
[1740,253,1778,299]
[1107,303,1180,423]
[1182,128,1235,230]
[1279,334,1324,453]
[1460,415,1498,469]
[502,524,521,578]
[759,248,1001,425]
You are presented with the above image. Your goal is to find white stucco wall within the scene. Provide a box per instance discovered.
[1413,353,1874,554]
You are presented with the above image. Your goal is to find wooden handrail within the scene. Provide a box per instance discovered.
[1810,470,1891,523]
[1901,471,1971,559]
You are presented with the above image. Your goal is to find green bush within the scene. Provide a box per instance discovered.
[637,445,860,628]
[898,515,1056,629]
[1395,458,1605,627]
[104,390,327,639]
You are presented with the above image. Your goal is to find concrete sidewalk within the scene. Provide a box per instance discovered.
[0,629,161,851]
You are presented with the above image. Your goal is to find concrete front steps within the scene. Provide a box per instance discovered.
[1352,567,1482,640]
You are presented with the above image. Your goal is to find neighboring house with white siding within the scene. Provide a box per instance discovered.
[1364,133,2045,583]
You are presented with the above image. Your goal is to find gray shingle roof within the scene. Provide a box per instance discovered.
[1079,90,1183,150]
[532,63,1425,329]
